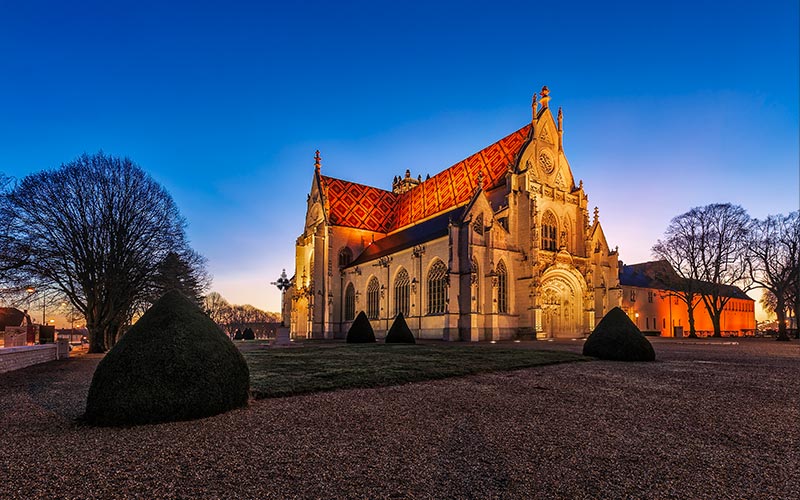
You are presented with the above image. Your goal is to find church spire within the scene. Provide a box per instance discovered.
[314,150,321,173]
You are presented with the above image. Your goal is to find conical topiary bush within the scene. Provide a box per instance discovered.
[84,290,250,426]
[243,327,255,340]
[583,307,656,361]
[346,311,376,343]
[385,312,416,344]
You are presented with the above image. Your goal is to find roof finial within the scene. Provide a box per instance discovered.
[557,106,564,151]
[540,86,550,109]
[314,150,321,172]
[593,206,599,224]
[477,171,484,190]
[532,92,538,122]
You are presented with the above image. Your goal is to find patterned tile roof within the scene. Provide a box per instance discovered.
[320,123,531,233]
[319,176,397,232]
[393,124,530,229]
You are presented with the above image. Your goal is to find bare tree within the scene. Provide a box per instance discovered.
[749,212,800,341]
[654,203,751,338]
[652,214,706,338]
[0,152,199,352]
[203,291,231,325]
[694,204,752,337]
[202,291,280,338]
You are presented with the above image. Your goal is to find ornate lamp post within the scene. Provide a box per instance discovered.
[271,269,291,325]
[270,269,293,346]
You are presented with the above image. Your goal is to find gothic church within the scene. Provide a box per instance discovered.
[287,87,621,340]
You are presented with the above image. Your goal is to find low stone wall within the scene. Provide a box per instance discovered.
[0,344,64,374]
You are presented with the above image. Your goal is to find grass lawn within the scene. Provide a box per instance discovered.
[241,343,588,399]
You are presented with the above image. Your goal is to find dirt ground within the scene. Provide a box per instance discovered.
[1,338,797,499]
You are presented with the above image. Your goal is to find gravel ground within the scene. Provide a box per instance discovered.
[1,339,797,499]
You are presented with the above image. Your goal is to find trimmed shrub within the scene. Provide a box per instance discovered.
[84,290,250,426]
[583,307,656,362]
[243,327,255,340]
[233,328,243,340]
[385,313,416,344]
[346,311,376,343]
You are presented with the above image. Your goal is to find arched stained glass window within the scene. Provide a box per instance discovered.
[367,277,380,320]
[497,260,508,313]
[344,283,355,321]
[394,268,410,317]
[427,260,448,315]
[541,211,558,251]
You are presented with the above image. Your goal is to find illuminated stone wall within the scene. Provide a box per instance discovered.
[620,286,756,336]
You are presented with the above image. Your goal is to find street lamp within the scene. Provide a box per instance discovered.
[271,269,291,325]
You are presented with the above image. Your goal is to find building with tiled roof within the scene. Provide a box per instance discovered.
[618,260,756,336]
[288,87,622,340]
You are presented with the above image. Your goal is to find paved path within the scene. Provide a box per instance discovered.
[1,339,797,499]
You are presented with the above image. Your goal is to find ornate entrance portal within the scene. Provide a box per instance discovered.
[539,270,585,338]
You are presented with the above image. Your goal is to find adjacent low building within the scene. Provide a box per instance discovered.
[618,260,756,337]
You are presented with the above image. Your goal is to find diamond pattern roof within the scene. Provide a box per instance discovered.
[320,123,531,233]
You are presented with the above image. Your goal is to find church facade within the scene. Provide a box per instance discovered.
[287,87,621,341]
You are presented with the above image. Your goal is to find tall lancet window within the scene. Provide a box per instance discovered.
[427,260,448,315]
[541,211,558,251]
[344,283,355,321]
[394,268,410,317]
[367,277,380,320]
[471,257,480,313]
[497,260,508,313]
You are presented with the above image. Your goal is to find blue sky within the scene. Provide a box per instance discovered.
[1,0,797,314]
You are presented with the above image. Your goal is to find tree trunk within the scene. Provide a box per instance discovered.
[775,296,789,342]
[103,320,124,350]
[711,313,722,338]
[687,305,698,338]
[85,306,108,353]
[86,323,106,353]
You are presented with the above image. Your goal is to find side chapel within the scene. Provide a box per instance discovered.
[286,87,621,340]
